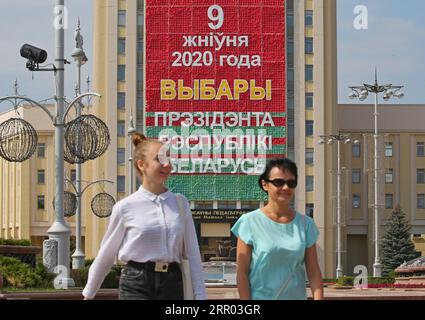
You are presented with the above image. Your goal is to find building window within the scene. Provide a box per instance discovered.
[352,194,361,209]
[385,169,393,184]
[117,92,125,109]
[137,97,144,112]
[195,201,213,210]
[37,195,45,210]
[241,201,259,210]
[287,97,294,110]
[37,143,45,158]
[118,38,126,54]
[352,144,361,158]
[305,65,313,81]
[137,67,143,82]
[287,39,294,67]
[417,169,425,184]
[117,148,125,166]
[305,92,313,109]
[287,0,294,11]
[217,201,237,210]
[306,176,314,192]
[385,142,393,157]
[305,148,314,165]
[117,120,126,137]
[118,10,126,26]
[352,169,361,184]
[118,65,126,82]
[137,40,144,62]
[117,176,125,193]
[305,37,313,54]
[306,203,314,218]
[71,169,76,183]
[417,194,425,209]
[137,12,144,25]
[305,10,313,26]
[37,170,45,184]
[306,120,314,136]
[417,142,425,157]
[287,68,294,94]
[385,194,393,209]
[286,11,294,35]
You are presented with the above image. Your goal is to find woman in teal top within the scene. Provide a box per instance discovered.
[231,158,323,300]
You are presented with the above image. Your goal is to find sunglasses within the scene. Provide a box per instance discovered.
[264,178,297,189]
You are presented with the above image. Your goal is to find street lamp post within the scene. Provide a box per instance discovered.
[0,91,100,286]
[128,113,136,195]
[0,1,101,287]
[320,134,358,278]
[71,18,89,270]
[349,69,404,277]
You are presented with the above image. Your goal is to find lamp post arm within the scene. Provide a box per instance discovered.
[64,178,78,194]
[62,92,101,122]
[0,96,55,122]
[80,179,114,196]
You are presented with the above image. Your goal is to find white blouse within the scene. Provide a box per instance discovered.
[82,186,206,300]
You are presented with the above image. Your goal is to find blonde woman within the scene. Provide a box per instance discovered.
[83,133,206,300]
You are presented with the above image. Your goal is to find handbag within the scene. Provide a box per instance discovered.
[175,194,195,300]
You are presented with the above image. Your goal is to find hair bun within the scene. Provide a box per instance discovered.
[131,132,146,147]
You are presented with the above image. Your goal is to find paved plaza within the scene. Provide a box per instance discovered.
[1,286,425,300]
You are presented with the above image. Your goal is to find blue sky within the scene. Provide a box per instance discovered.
[0,0,424,113]
[338,0,425,104]
[0,0,92,113]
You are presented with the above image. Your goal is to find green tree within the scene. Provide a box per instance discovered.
[381,206,419,276]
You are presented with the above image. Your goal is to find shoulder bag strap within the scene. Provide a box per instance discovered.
[175,194,188,260]
[273,213,307,300]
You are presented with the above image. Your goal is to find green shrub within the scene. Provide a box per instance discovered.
[367,277,395,285]
[34,260,55,289]
[0,239,31,246]
[337,276,354,286]
[71,268,89,288]
[71,265,122,289]
[102,266,122,288]
[0,256,55,289]
[0,257,39,288]
[84,259,95,267]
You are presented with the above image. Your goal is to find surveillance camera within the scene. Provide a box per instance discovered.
[20,44,48,70]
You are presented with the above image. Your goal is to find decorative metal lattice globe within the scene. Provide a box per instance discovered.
[64,136,87,164]
[0,118,38,162]
[64,115,110,162]
[91,192,115,218]
[52,191,77,217]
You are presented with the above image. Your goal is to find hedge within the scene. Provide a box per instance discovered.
[0,256,55,289]
[336,276,395,287]
[0,239,32,246]
[71,265,122,289]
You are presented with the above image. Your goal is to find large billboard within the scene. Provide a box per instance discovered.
[145,0,286,200]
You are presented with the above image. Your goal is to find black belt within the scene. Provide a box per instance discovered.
[127,260,180,273]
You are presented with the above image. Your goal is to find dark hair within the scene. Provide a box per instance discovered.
[258,158,298,192]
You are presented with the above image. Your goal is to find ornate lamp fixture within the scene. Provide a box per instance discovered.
[91,192,115,218]
[0,117,38,162]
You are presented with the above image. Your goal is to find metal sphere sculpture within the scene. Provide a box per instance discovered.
[0,118,38,162]
[52,191,77,217]
[91,192,115,218]
[64,115,110,162]
[64,134,87,164]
